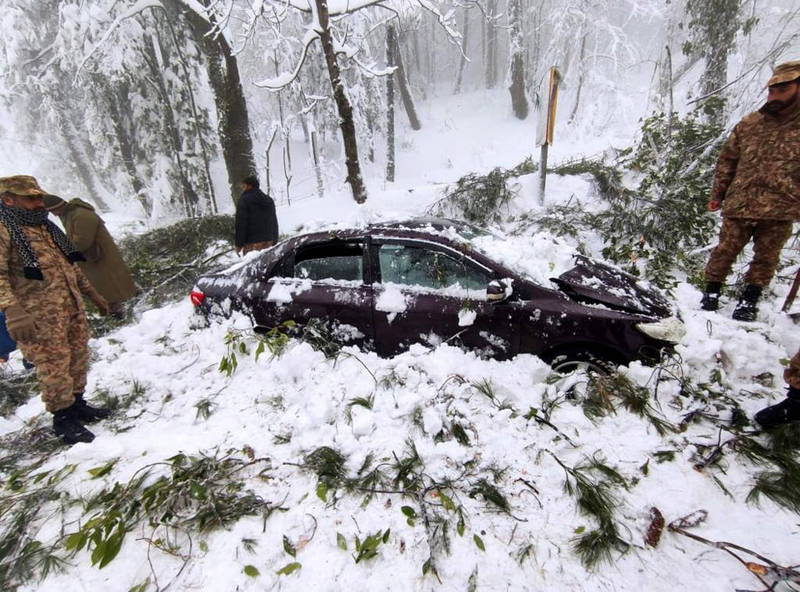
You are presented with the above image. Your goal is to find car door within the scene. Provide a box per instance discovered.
[250,239,375,349]
[372,240,517,358]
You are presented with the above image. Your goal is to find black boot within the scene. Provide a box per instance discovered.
[700,281,723,311]
[754,386,800,429]
[732,284,762,321]
[53,403,95,445]
[73,393,111,423]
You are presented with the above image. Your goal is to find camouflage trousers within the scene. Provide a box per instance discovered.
[15,299,90,413]
[704,217,794,287]
[786,350,800,391]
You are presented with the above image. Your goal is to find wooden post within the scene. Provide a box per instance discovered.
[537,66,560,205]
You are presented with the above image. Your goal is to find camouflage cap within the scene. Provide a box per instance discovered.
[0,175,47,197]
[768,60,800,87]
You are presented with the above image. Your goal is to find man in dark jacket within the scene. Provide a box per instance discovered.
[43,196,137,319]
[234,175,278,255]
[700,60,800,321]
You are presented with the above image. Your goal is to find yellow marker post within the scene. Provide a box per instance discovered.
[537,66,561,204]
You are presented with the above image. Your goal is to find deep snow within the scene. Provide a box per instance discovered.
[1,87,799,592]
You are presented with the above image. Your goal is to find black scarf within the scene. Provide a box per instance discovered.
[0,203,85,280]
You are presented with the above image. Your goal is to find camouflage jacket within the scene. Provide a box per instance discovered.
[711,101,800,220]
[0,223,93,312]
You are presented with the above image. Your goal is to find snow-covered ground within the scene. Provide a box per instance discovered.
[2,88,800,592]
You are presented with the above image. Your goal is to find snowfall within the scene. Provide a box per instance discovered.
[1,87,800,592]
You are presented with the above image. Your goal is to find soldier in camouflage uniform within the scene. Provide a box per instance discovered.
[754,350,800,428]
[701,60,800,321]
[0,175,111,445]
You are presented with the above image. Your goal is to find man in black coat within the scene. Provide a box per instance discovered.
[234,175,279,255]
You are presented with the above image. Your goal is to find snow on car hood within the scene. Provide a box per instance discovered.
[468,230,578,286]
[465,228,669,317]
[551,255,672,317]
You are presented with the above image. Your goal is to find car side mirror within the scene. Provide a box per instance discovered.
[487,279,510,302]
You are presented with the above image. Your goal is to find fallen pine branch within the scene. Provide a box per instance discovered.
[668,510,800,591]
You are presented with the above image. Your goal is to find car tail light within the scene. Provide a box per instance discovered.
[190,290,205,307]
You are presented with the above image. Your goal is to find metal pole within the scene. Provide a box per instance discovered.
[539,143,548,205]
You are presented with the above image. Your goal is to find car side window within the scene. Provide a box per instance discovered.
[294,242,364,282]
[378,244,488,291]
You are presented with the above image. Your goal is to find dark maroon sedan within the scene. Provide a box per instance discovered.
[191,218,684,368]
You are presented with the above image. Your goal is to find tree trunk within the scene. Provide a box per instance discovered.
[104,80,147,209]
[568,33,587,123]
[315,0,367,203]
[142,34,201,217]
[167,0,257,206]
[393,37,421,130]
[386,25,397,183]
[309,125,325,198]
[50,79,111,212]
[687,0,742,127]
[485,0,498,89]
[158,11,218,214]
[454,8,470,94]
[507,0,529,119]
[409,27,425,99]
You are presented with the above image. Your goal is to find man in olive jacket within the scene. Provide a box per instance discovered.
[235,175,278,255]
[43,195,136,319]
[700,60,800,321]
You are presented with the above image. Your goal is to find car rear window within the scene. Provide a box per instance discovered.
[294,242,364,282]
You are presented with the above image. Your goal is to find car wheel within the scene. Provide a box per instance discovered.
[544,350,618,400]
[547,350,615,376]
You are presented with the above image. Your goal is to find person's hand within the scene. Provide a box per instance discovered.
[84,287,110,315]
[92,295,111,316]
[4,304,37,342]
[708,200,722,212]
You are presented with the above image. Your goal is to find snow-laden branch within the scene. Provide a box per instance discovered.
[281,0,387,16]
[416,0,465,52]
[178,0,214,25]
[350,57,395,77]
[253,28,319,89]
[75,0,163,78]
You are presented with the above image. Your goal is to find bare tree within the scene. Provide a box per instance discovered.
[386,25,397,183]
[507,0,529,119]
[164,0,257,205]
[454,7,471,94]
[392,30,422,131]
[314,0,368,203]
[485,0,499,88]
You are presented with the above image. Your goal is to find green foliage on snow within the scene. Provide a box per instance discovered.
[0,370,38,418]
[541,106,725,289]
[120,215,235,308]
[550,453,630,568]
[0,462,75,591]
[428,157,537,224]
[744,424,800,513]
[64,451,271,570]
[582,371,675,436]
